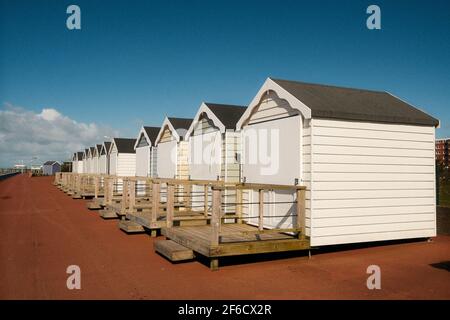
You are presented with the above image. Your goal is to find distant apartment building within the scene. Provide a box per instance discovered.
[436,138,449,167]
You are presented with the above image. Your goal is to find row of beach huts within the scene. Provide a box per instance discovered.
[56,77,440,270]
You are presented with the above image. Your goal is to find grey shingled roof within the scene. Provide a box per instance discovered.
[271,78,439,127]
[204,103,247,129]
[43,161,57,166]
[103,141,111,154]
[168,117,193,130]
[143,126,161,146]
[113,138,136,154]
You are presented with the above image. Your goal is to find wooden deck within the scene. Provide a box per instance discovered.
[125,210,207,233]
[161,223,310,267]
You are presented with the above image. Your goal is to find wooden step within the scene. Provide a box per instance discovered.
[118,220,145,233]
[86,201,102,210]
[99,209,119,219]
[154,240,194,262]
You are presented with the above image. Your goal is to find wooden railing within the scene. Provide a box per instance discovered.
[56,174,307,243]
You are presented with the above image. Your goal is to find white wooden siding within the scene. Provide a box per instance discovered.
[77,161,84,173]
[99,155,108,174]
[157,140,177,178]
[177,141,189,180]
[310,118,436,246]
[240,92,306,231]
[150,146,158,177]
[117,153,136,177]
[109,152,117,175]
[136,146,150,177]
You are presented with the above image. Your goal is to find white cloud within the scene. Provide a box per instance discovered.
[0,103,119,167]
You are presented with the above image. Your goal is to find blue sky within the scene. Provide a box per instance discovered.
[0,0,449,165]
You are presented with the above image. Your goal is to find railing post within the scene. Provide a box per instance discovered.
[76,175,81,194]
[185,184,192,209]
[236,187,242,224]
[211,186,222,246]
[166,183,175,228]
[296,188,306,240]
[203,184,209,217]
[121,178,129,213]
[104,177,108,204]
[94,176,99,199]
[107,177,113,205]
[259,189,264,231]
[129,179,136,214]
[152,181,160,224]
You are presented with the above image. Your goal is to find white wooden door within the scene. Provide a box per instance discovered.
[156,140,177,178]
[136,146,150,177]
[242,115,301,229]
[189,131,222,180]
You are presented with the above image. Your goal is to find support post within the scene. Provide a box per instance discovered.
[103,177,108,203]
[129,179,136,214]
[203,184,208,217]
[107,177,114,205]
[259,189,264,231]
[121,178,129,213]
[296,188,306,240]
[210,258,219,271]
[151,182,160,224]
[185,184,192,209]
[211,187,222,246]
[166,184,175,228]
[94,176,99,199]
[236,188,242,224]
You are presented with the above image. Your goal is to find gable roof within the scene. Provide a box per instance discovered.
[144,126,161,146]
[167,117,193,130]
[101,141,112,155]
[77,152,84,161]
[204,103,247,129]
[185,102,247,138]
[88,147,95,158]
[43,161,59,166]
[269,78,439,127]
[155,117,193,144]
[134,126,161,149]
[95,144,102,154]
[111,138,136,154]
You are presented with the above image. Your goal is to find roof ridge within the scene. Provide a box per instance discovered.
[270,77,386,94]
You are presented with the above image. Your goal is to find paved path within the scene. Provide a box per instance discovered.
[1,174,449,299]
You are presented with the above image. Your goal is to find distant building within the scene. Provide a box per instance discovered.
[30,165,43,175]
[42,161,61,175]
[436,138,449,167]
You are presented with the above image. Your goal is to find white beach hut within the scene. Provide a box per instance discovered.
[108,138,136,177]
[154,117,193,179]
[99,141,111,174]
[236,77,439,247]
[134,126,160,177]
[82,148,89,174]
[72,152,84,173]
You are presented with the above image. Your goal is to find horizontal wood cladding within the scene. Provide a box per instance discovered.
[117,153,136,177]
[177,141,189,180]
[247,92,299,125]
[310,118,436,246]
[160,127,175,143]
